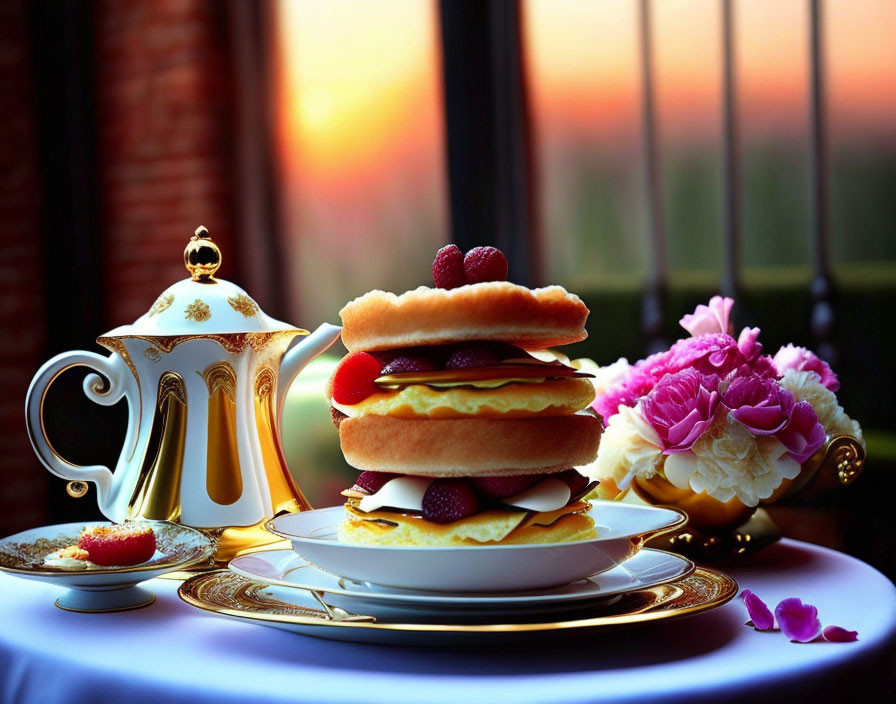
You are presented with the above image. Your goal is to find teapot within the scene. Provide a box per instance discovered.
[25,227,341,561]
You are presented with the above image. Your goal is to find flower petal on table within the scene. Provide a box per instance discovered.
[741,590,776,631]
[775,598,822,643]
[822,625,859,642]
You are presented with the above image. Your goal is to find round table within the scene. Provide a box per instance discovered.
[1,539,894,704]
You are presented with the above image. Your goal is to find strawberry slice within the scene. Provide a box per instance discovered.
[332,352,383,405]
[78,524,156,566]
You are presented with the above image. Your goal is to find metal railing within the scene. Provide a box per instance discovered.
[439,0,838,361]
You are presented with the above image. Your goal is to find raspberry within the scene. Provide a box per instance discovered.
[471,475,538,499]
[78,523,156,566]
[355,471,398,493]
[331,352,382,405]
[432,244,466,289]
[422,479,478,523]
[463,246,508,284]
[554,469,589,495]
[368,350,398,367]
[380,354,438,375]
[445,344,501,369]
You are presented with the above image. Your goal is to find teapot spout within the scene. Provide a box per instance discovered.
[277,323,342,422]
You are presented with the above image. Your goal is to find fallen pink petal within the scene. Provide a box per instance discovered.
[775,598,822,643]
[741,590,776,630]
[823,625,859,642]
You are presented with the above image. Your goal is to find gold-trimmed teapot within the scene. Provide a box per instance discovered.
[25,228,341,559]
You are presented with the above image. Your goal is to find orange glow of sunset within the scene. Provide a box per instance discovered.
[276,0,442,193]
[525,0,896,141]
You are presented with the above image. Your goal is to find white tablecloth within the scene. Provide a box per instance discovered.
[1,539,894,704]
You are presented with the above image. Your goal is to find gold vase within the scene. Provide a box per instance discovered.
[626,434,865,560]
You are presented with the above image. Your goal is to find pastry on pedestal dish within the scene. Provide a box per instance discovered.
[328,245,601,546]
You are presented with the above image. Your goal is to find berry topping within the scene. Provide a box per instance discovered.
[445,344,501,369]
[432,244,466,289]
[380,354,438,375]
[422,479,479,523]
[355,471,398,494]
[331,352,382,405]
[463,246,508,284]
[78,523,156,566]
[554,469,589,495]
[471,475,538,499]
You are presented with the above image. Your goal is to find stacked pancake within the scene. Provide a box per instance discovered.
[327,246,601,547]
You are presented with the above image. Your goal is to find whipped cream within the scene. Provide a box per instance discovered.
[44,548,95,570]
[359,476,432,513]
[502,478,571,512]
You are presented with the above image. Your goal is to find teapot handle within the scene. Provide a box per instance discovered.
[25,350,135,503]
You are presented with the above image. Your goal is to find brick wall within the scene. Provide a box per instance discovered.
[94,0,238,325]
[0,0,242,537]
[0,1,49,532]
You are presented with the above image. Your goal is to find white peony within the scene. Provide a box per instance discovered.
[664,415,801,507]
[582,404,663,491]
[779,370,864,446]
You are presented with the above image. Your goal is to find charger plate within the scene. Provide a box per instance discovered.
[266,501,688,591]
[178,567,737,646]
[229,548,695,621]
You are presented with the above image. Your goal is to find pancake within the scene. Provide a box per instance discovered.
[337,414,601,476]
[339,282,588,352]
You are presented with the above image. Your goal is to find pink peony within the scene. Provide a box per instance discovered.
[593,332,767,424]
[666,333,746,379]
[737,327,762,363]
[773,344,839,392]
[592,367,657,422]
[777,401,827,464]
[723,375,796,435]
[741,354,778,379]
[592,350,674,421]
[680,296,734,337]
[640,369,721,452]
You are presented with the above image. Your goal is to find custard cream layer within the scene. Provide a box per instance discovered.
[332,377,595,419]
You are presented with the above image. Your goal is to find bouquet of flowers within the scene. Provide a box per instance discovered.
[585,297,863,508]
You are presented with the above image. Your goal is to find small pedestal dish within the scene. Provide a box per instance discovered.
[0,521,216,612]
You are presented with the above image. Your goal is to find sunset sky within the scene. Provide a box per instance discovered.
[273,0,896,318]
[277,0,896,176]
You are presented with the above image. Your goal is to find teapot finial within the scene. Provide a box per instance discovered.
[184,225,222,282]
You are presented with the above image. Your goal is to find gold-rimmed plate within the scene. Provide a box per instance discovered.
[228,548,695,621]
[0,521,217,612]
[178,567,738,646]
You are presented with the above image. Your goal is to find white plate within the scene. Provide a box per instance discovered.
[0,521,216,612]
[266,501,687,592]
[229,547,694,620]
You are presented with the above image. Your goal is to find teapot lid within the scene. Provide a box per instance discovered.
[102,226,302,338]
